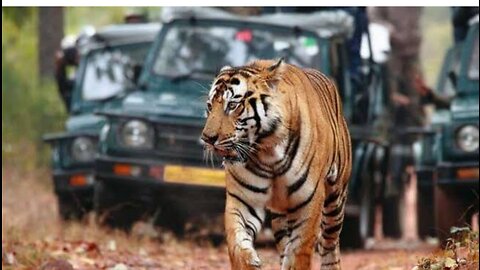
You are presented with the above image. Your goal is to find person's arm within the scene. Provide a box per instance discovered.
[414,74,452,109]
[420,89,452,109]
[54,50,68,92]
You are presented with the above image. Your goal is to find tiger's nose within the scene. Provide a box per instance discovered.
[201,134,218,145]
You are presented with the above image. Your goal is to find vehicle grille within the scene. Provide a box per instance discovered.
[154,124,221,167]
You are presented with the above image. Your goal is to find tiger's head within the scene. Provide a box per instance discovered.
[201,59,287,163]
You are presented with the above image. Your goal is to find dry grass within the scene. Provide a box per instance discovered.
[2,163,170,269]
[413,227,479,270]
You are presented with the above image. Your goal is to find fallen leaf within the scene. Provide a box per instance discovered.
[108,240,117,251]
[430,263,443,270]
[5,252,16,265]
[444,257,458,269]
[39,259,74,270]
[108,263,129,270]
[84,242,100,253]
[138,248,147,256]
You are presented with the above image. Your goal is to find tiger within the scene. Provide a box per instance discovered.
[200,59,352,270]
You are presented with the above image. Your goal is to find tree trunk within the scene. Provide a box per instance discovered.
[38,7,64,79]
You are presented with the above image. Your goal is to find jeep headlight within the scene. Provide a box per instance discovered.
[71,137,96,162]
[120,120,154,149]
[456,125,479,152]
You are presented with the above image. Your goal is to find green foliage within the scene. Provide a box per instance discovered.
[420,7,454,87]
[2,7,162,172]
[2,7,36,28]
[65,7,161,35]
[2,8,66,170]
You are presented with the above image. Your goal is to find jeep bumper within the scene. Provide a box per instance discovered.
[53,168,95,213]
[437,161,479,186]
[416,166,435,187]
[94,155,226,219]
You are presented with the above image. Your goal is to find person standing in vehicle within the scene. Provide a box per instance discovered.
[369,7,424,128]
[54,42,78,112]
[368,7,424,240]
[413,8,479,109]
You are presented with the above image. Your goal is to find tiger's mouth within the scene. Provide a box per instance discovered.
[223,155,245,162]
[202,138,253,163]
[208,145,248,163]
[213,147,241,161]
[213,147,233,157]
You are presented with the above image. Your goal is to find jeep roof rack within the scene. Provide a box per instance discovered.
[73,23,161,54]
[161,7,354,39]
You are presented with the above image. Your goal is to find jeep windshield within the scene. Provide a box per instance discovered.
[81,42,151,101]
[152,23,321,79]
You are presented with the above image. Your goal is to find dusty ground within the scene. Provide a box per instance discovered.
[0,164,471,270]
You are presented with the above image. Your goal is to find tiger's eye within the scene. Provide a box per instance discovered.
[207,103,212,111]
[230,78,240,85]
[228,102,238,110]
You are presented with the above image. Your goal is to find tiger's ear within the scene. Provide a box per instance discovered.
[265,58,284,90]
[267,58,284,72]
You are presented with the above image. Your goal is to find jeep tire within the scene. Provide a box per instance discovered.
[434,185,472,245]
[57,193,87,221]
[417,184,435,239]
[94,180,145,232]
[340,171,375,249]
[382,194,405,238]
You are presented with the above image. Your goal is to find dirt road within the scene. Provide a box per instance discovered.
[3,233,437,270]
[0,165,458,270]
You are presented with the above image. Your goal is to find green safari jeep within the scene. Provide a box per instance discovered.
[43,22,160,220]
[94,8,391,248]
[414,18,479,242]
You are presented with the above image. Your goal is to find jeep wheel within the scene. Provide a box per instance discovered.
[382,194,405,238]
[340,215,363,249]
[94,181,144,232]
[153,205,187,237]
[359,168,376,241]
[341,175,375,249]
[417,184,435,239]
[57,194,87,221]
[434,185,469,245]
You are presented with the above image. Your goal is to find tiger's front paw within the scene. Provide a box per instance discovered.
[281,253,311,270]
[281,254,295,270]
[231,246,262,270]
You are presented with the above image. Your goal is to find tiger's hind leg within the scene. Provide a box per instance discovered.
[317,166,348,270]
[318,199,346,270]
